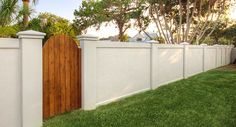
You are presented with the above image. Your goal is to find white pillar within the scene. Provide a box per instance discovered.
[180,42,189,78]
[78,34,98,110]
[200,43,207,72]
[17,30,45,127]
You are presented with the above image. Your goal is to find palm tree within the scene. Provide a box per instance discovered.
[0,0,18,26]
[22,0,37,28]
[0,0,37,27]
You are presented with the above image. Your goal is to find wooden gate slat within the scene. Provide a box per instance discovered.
[54,36,61,115]
[70,38,76,109]
[43,35,81,119]
[78,48,82,108]
[59,35,66,113]
[48,36,55,117]
[43,40,50,119]
[65,36,71,111]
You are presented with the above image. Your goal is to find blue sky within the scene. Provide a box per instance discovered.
[35,0,82,21]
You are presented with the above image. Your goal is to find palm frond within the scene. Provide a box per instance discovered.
[0,0,18,26]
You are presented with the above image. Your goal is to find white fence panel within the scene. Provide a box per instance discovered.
[0,39,21,127]
[216,47,222,67]
[222,48,226,65]
[96,42,151,105]
[156,45,184,86]
[186,46,204,77]
[205,47,217,71]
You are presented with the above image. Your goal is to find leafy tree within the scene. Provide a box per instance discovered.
[74,0,145,41]
[223,24,236,45]
[148,0,231,44]
[201,20,227,44]
[28,13,77,39]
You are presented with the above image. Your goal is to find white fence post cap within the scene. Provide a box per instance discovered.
[146,40,159,44]
[17,30,46,39]
[180,42,189,45]
[200,43,208,46]
[77,34,99,41]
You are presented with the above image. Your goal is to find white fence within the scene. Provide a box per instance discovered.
[79,36,234,110]
[0,31,234,127]
[0,31,45,127]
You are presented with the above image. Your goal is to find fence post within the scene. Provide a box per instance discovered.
[78,34,99,110]
[180,42,189,79]
[17,30,45,127]
[200,43,207,72]
[150,41,159,89]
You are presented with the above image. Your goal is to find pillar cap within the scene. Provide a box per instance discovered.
[180,42,189,45]
[77,34,99,41]
[17,30,46,39]
[200,43,208,46]
[146,40,159,44]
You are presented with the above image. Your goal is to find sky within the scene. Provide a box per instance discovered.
[35,0,82,21]
[34,0,236,38]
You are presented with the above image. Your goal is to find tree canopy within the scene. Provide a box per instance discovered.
[74,0,146,41]
[74,0,234,43]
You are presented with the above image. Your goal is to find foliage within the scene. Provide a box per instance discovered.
[0,25,20,38]
[148,0,232,44]
[0,0,18,26]
[202,21,227,44]
[154,36,165,44]
[74,0,146,41]
[44,66,236,127]
[223,24,236,45]
[120,34,129,42]
[28,13,77,39]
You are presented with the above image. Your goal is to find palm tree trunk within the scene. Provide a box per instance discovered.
[22,0,30,28]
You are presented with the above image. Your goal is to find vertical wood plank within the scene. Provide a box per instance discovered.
[70,38,76,109]
[78,48,82,108]
[48,36,55,117]
[43,41,50,119]
[65,36,71,111]
[54,35,61,114]
[59,35,66,113]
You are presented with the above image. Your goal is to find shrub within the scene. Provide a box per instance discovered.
[0,25,20,38]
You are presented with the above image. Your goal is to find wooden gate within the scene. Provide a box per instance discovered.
[43,35,81,119]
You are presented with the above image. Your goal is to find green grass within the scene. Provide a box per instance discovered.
[44,65,236,127]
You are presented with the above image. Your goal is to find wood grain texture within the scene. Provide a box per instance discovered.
[43,35,81,119]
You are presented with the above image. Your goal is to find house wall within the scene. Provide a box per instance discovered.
[0,31,45,127]
[80,38,234,110]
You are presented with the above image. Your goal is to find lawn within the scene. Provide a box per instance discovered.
[44,65,236,127]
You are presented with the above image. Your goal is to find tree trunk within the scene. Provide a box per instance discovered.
[22,0,30,28]
[117,23,124,42]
